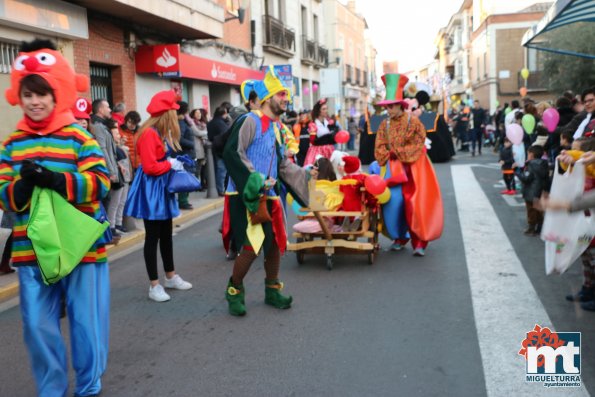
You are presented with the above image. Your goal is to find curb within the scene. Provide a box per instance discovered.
[0,198,224,304]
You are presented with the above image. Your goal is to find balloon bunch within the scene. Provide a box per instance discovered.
[364,164,391,204]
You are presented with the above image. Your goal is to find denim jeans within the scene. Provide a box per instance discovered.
[214,155,227,194]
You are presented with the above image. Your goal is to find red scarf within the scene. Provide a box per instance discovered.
[23,109,56,131]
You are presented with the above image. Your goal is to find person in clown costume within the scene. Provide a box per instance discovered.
[374,73,444,257]
[222,66,312,316]
[0,39,110,396]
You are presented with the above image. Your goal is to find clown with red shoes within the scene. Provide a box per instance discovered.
[374,74,444,256]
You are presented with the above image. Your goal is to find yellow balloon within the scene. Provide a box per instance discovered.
[521,68,530,80]
[450,95,457,101]
[377,187,391,204]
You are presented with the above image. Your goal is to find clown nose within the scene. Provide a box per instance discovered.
[23,56,40,71]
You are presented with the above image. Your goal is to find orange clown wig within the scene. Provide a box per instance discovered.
[5,39,89,133]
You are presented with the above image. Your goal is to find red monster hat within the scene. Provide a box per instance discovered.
[343,156,361,174]
[5,43,89,134]
[72,97,91,120]
[147,90,180,117]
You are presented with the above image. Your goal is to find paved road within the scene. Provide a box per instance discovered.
[0,152,593,397]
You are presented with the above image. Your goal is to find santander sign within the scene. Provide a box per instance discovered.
[211,63,237,82]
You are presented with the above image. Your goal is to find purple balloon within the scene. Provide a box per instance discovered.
[543,108,560,133]
[506,123,524,145]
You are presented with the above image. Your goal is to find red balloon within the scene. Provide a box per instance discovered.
[335,130,350,144]
[364,175,387,196]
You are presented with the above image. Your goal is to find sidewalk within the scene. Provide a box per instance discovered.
[0,191,224,304]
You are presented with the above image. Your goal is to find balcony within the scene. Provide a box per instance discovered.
[517,70,548,91]
[263,15,295,58]
[301,35,317,65]
[317,45,328,67]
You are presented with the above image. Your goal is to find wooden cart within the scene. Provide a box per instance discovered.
[287,181,380,270]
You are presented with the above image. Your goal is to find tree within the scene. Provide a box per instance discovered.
[542,22,595,95]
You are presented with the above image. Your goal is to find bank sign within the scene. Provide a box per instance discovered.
[136,44,264,85]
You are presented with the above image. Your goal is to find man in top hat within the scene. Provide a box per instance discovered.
[374,74,444,257]
[222,66,312,316]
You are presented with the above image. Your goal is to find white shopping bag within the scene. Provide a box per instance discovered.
[541,161,595,274]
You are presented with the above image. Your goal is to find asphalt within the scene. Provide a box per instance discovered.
[0,191,224,305]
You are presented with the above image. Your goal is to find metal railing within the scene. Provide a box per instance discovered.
[317,45,328,67]
[301,35,317,64]
[263,15,295,57]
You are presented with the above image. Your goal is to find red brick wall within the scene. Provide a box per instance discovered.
[73,17,137,111]
[217,0,252,51]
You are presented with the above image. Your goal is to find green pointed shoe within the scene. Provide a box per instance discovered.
[264,279,293,309]
[226,280,246,316]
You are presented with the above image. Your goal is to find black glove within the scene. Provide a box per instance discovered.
[20,160,55,188]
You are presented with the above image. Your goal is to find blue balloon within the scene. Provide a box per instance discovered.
[368,161,381,175]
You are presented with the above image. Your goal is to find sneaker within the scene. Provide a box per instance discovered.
[226,250,238,261]
[500,189,509,194]
[179,203,193,210]
[164,274,192,290]
[390,242,404,251]
[149,284,171,302]
[110,228,121,238]
[413,248,425,257]
[115,224,128,233]
[506,190,516,195]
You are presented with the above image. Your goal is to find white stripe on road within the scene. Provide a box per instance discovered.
[452,164,590,397]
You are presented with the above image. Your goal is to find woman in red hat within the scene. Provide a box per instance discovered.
[124,90,193,302]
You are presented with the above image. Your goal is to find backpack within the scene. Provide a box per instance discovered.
[212,113,248,158]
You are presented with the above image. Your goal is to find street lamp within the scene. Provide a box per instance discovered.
[225,0,249,24]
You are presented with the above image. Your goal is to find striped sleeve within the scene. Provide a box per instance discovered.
[63,137,110,204]
[0,141,28,212]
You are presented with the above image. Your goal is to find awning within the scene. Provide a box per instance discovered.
[135,45,264,85]
[522,0,595,58]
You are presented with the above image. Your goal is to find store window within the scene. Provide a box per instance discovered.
[0,41,19,74]
[90,63,113,105]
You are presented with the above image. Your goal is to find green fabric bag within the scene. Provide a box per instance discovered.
[27,187,109,285]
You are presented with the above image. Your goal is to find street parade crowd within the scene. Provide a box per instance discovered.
[0,38,594,396]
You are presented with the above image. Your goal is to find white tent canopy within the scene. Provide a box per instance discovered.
[522,0,595,58]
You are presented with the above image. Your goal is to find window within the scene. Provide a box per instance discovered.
[527,48,542,71]
[301,6,308,37]
[0,41,19,74]
[483,53,487,78]
[313,15,319,41]
[90,64,113,105]
[277,0,285,22]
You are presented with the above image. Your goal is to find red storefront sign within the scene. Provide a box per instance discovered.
[135,44,264,85]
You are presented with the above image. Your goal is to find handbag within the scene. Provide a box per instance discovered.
[542,161,595,274]
[27,187,109,285]
[385,159,408,187]
[248,142,276,224]
[167,169,202,193]
[249,195,273,224]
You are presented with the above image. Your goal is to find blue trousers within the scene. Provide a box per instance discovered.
[19,263,110,397]
[214,155,227,195]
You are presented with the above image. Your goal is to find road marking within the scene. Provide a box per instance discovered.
[452,164,590,397]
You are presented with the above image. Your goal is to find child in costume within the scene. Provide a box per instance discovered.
[499,137,516,195]
[0,39,110,397]
[515,145,550,236]
[303,98,337,166]
[124,90,193,302]
[222,66,312,316]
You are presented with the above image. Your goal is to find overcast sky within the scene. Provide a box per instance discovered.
[355,0,463,73]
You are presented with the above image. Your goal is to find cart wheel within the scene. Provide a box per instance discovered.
[296,251,304,264]
[367,251,375,265]
[326,255,333,271]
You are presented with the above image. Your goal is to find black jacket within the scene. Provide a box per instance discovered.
[177,119,196,159]
[207,116,230,143]
[516,159,550,201]
[499,146,514,170]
